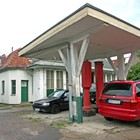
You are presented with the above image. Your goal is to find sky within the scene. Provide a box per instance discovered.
[0,0,140,56]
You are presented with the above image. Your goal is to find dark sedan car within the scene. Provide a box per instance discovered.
[90,83,108,104]
[90,83,96,103]
[32,90,69,114]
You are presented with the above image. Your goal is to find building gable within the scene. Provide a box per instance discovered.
[0,49,30,71]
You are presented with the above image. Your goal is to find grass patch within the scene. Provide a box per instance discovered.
[0,103,32,108]
[20,112,42,123]
[50,120,68,128]
[18,111,30,115]
[12,103,32,108]
[103,127,120,134]
[0,103,11,108]
[18,111,42,123]
[28,116,42,122]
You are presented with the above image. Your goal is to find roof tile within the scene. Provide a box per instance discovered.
[0,48,30,69]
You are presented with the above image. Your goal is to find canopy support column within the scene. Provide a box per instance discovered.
[125,52,136,77]
[117,53,125,80]
[107,52,136,80]
[58,37,89,123]
[107,57,118,75]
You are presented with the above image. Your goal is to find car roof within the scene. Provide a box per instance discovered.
[56,89,69,92]
[108,80,140,84]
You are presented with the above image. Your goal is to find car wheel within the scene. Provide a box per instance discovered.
[51,104,60,114]
[104,117,113,121]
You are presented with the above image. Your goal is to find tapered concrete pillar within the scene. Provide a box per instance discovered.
[117,54,125,80]
[58,36,90,122]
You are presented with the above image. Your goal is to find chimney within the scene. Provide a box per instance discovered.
[1,54,7,65]
[12,47,13,52]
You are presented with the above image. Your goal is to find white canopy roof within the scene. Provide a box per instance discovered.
[19,3,140,60]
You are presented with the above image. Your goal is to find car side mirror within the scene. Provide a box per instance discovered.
[62,96,66,99]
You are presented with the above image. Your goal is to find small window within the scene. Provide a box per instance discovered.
[2,81,5,95]
[11,80,16,95]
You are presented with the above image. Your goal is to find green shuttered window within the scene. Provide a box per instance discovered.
[11,80,16,95]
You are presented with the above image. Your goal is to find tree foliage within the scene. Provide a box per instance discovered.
[137,50,140,60]
[127,62,140,80]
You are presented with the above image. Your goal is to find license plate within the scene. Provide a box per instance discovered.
[107,99,121,104]
[34,108,40,111]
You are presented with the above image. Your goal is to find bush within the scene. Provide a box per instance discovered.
[127,62,140,80]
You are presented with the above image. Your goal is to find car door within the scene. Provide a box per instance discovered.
[60,91,69,110]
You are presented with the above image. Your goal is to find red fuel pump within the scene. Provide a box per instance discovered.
[95,61,104,108]
[82,61,92,111]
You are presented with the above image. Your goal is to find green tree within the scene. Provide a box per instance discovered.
[137,50,140,60]
[127,62,140,80]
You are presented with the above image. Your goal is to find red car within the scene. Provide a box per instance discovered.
[99,80,140,126]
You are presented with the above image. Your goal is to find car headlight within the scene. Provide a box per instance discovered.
[42,102,50,106]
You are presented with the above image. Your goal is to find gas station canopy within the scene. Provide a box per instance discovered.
[19,3,140,123]
[19,3,140,60]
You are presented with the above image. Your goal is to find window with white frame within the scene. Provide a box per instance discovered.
[56,71,63,89]
[46,70,54,89]
[66,72,68,89]
[2,81,5,95]
[112,74,116,80]
[11,80,16,95]
[107,74,111,82]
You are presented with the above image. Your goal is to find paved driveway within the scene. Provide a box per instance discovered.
[1,105,140,140]
[29,109,140,140]
[0,106,61,140]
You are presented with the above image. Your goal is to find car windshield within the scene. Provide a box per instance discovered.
[90,83,96,92]
[102,83,132,96]
[90,83,107,92]
[48,90,64,98]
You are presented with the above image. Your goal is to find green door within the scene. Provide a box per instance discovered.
[21,80,28,102]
